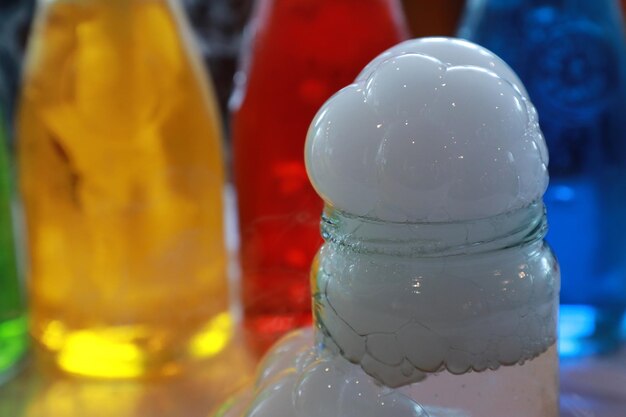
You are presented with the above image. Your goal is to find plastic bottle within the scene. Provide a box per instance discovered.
[231,0,408,354]
[460,0,626,357]
[215,37,560,417]
[18,0,230,378]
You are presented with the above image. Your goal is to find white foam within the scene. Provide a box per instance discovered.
[316,240,559,386]
[215,329,430,417]
[305,38,548,222]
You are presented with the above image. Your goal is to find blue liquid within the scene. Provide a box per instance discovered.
[460,0,626,357]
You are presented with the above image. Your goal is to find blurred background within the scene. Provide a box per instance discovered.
[0,0,625,416]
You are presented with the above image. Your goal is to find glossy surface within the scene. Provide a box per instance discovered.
[221,38,559,416]
[215,329,429,417]
[306,38,547,222]
[231,0,407,354]
[18,0,230,378]
[313,205,558,388]
[0,110,26,379]
[460,0,626,357]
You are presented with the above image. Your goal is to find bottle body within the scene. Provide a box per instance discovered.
[232,0,408,354]
[313,205,560,416]
[460,0,626,356]
[0,109,26,380]
[18,0,230,378]
[183,0,253,133]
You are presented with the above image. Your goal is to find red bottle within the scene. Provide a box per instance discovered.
[232,0,408,354]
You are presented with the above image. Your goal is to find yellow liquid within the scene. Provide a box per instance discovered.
[18,0,230,378]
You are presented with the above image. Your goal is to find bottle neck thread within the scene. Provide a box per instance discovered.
[321,202,547,257]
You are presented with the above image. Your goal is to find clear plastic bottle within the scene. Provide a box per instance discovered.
[214,37,560,417]
[18,0,230,378]
[312,204,559,417]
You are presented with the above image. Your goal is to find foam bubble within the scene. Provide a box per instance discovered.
[214,329,430,417]
[305,37,548,222]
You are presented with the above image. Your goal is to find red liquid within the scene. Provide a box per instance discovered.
[232,0,408,354]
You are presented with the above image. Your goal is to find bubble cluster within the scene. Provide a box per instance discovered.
[315,238,559,387]
[305,37,548,222]
[214,329,429,417]
[215,38,558,415]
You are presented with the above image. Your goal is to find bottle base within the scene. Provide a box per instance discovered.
[34,312,233,379]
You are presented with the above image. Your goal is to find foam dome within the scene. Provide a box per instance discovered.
[305,38,548,222]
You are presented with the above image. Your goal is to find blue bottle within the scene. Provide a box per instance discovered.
[459,0,626,357]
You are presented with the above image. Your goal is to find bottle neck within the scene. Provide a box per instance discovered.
[251,0,407,24]
[321,202,547,257]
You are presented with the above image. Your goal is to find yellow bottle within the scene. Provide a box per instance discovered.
[18,0,230,378]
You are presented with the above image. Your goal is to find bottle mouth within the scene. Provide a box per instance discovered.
[320,201,547,257]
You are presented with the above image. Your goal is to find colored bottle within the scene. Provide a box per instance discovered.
[460,0,626,357]
[0,107,27,381]
[401,0,465,38]
[216,37,559,417]
[183,0,254,133]
[18,0,230,378]
[231,0,408,354]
